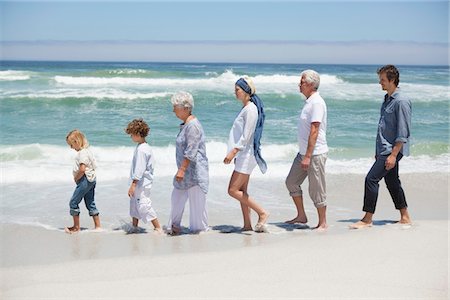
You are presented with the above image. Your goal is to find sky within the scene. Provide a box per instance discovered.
[1,0,449,65]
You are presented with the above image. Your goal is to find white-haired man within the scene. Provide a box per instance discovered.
[285,70,328,230]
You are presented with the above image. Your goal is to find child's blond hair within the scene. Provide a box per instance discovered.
[66,129,90,149]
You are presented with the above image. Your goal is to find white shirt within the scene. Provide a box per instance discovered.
[228,102,257,158]
[73,148,97,182]
[298,92,328,155]
[130,143,155,189]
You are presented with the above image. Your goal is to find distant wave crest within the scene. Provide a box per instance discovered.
[0,70,31,81]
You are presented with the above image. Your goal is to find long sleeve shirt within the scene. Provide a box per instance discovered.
[376,88,412,156]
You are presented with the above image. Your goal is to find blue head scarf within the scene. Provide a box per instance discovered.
[235,77,267,174]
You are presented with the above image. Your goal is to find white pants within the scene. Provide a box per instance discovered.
[130,186,157,223]
[168,186,208,233]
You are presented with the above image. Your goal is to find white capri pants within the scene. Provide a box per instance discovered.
[168,185,208,233]
[130,186,157,223]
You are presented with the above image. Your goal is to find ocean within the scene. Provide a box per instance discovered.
[1,61,448,229]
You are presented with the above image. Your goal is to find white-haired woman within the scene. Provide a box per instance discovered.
[224,76,269,232]
[168,91,209,234]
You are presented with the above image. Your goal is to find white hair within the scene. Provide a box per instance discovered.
[300,69,320,90]
[171,91,194,110]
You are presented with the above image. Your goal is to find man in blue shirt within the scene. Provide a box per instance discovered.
[350,65,412,229]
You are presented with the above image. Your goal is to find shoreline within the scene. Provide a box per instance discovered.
[1,172,448,299]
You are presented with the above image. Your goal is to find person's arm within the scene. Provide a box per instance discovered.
[386,100,410,170]
[73,163,86,183]
[224,148,239,164]
[175,158,191,181]
[385,142,403,170]
[300,122,320,170]
[128,179,139,197]
[224,107,256,164]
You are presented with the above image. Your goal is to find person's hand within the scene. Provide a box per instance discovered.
[128,184,136,197]
[385,154,397,170]
[224,150,237,164]
[175,168,185,181]
[300,156,311,171]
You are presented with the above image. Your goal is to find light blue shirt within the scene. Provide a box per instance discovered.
[174,118,209,193]
[376,88,412,156]
[130,143,154,189]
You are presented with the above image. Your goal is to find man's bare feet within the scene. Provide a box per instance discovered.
[349,220,373,229]
[64,226,79,234]
[398,218,412,225]
[241,226,253,232]
[313,224,328,231]
[285,216,308,224]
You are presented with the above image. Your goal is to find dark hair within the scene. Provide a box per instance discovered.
[377,65,400,86]
[125,118,150,137]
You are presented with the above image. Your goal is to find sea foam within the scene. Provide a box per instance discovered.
[1,143,448,184]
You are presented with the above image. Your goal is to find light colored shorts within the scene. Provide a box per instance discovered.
[130,186,157,223]
[234,152,257,175]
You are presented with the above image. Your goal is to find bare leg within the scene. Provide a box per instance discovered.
[132,217,139,227]
[349,212,373,229]
[92,215,101,230]
[313,206,327,230]
[151,218,163,233]
[65,215,80,234]
[285,195,308,224]
[228,171,269,228]
[398,208,412,224]
[240,203,252,231]
[240,176,253,230]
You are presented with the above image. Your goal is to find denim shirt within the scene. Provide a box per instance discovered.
[376,89,411,156]
[173,118,209,193]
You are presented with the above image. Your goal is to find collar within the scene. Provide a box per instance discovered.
[305,91,319,103]
[385,88,400,102]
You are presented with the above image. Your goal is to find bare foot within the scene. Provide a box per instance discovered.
[241,227,253,232]
[285,216,308,224]
[168,225,181,236]
[257,211,270,226]
[153,228,163,235]
[349,221,372,229]
[64,226,79,234]
[398,218,412,225]
[313,224,328,231]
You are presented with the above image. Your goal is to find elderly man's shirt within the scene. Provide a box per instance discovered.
[376,89,411,156]
[174,118,209,194]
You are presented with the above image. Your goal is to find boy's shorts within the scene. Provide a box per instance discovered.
[130,186,157,223]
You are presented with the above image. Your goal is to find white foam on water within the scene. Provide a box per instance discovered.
[0,70,32,81]
[1,143,448,184]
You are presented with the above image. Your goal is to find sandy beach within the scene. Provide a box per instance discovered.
[1,173,448,299]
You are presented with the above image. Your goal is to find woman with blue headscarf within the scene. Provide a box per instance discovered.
[223,76,269,232]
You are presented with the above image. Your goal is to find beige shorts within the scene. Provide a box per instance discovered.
[285,152,327,208]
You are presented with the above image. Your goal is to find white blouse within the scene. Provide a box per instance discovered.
[228,102,258,158]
